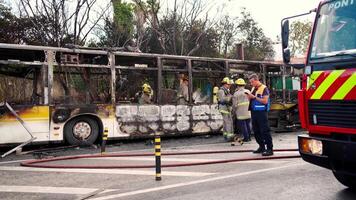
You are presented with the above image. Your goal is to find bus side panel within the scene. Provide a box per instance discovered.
[0,106,50,144]
[114,104,223,137]
[50,104,115,142]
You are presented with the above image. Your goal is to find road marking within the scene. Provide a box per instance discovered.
[0,185,116,195]
[0,159,33,165]
[86,156,295,164]
[0,148,153,165]
[90,163,306,200]
[0,166,215,177]
[86,157,221,162]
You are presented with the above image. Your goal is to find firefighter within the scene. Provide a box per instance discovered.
[246,74,273,156]
[177,76,189,104]
[217,77,234,141]
[233,78,252,142]
[139,83,153,104]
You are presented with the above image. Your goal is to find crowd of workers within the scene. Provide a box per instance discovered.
[137,73,273,156]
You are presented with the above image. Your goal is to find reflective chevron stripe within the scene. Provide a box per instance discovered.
[332,72,356,100]
[307,71,323,90]
[311,70,345,99]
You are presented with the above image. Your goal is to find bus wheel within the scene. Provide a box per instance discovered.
[64,116,99,146]
[333,172,356,190]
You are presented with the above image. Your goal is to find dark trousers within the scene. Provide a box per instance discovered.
[251,111,273,150]
[236,119,251,140]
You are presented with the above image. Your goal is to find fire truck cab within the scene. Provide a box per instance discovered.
[282,0,356,189]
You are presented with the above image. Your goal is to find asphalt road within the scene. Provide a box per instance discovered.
[0,132,355,200]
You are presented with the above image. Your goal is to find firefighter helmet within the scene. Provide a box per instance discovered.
[235,78,246,86]
[221,77,231,84]
[142,83,152,93]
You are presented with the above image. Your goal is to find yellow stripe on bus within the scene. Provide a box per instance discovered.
[0,118,49,123]
[332,72,356,100]
[0,106,49,121]
[311,70,345,99]
[307,71,323,90]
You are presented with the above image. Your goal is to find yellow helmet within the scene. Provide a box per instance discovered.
[221,77,231,84]
[235,78,246,85]
[142,83,151,93]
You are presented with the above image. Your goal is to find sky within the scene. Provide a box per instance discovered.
[222,0,321,41]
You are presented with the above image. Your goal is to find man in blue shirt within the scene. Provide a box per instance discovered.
[246,74,273,156]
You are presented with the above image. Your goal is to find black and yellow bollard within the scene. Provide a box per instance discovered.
[101,127,108,154]
[155,134,162,181]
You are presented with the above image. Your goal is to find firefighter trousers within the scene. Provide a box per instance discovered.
[237,118,252,140]
[221,112,234,140]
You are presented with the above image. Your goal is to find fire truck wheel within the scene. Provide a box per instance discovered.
[333,172,356,190]
[64,116,99,146]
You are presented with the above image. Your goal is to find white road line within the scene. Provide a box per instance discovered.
[0,185,116,195]
[90,163,306,200]
[86,157,221,162]
[0,149,153,165]
[0,159,33,165]
[86,156,294,164]
[0,166,215,177]
[274,151,299,154]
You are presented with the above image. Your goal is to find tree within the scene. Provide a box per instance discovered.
[0,3,19,43]
[289,20,312,57]
[0,3,45,44]
[133,0,219,56]
[183,20,220,57]
[97,0,134,47]
[230,8,275,60]
[16,0,111,47]
[216,15,239,58]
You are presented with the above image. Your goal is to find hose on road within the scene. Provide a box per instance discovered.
[20,148,300,169]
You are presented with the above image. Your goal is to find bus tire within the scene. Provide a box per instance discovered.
[64,116,99,146]
[333,171,356,190]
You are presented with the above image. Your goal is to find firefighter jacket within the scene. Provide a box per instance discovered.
[233,87,251,120]
[217,86,232,114]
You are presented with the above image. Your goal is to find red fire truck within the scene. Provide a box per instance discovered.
[282,0,356,189]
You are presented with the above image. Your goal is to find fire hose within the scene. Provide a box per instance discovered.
[20,148,300,169]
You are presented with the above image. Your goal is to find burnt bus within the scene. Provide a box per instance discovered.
[0,43,288,146]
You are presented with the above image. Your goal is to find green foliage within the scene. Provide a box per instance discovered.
[0,3,70,46]
[96,0,135,47]
[290,20,312,56]
[113,0,134,36]
[0,3,20,43]
[217,15,239,57]
[232,9,275,60]
[184,21,220,57]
